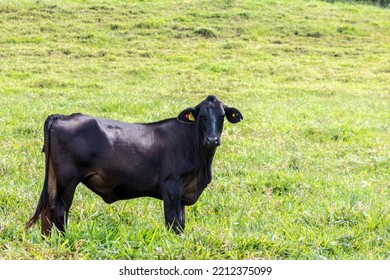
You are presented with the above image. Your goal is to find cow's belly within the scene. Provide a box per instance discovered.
[81,170,160,204]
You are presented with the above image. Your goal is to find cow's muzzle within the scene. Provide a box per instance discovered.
[205,136,220,149]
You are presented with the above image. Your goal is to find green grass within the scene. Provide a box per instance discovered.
[0,0,389,259]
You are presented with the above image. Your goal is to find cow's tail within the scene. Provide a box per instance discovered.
[26,114,63,230]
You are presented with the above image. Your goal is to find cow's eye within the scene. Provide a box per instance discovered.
[200,116,206,121]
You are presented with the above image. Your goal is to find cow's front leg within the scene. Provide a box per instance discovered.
[163,194,185,234]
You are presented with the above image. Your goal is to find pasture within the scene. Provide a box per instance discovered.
[0,0,389,259]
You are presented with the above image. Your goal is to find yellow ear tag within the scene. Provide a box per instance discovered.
[232,113,236,118]
[188,112,195,121]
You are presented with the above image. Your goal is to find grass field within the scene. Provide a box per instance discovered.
[0,0,389,259]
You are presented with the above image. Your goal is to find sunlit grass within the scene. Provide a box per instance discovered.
[0,0,389,259]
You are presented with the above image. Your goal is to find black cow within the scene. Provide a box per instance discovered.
[26,95,243,235]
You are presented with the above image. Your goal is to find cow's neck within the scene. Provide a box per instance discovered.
[180,121,217,189]
[195,137,216,188]
[203,147,216,184]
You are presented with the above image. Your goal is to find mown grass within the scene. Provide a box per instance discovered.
[0,0,389,259]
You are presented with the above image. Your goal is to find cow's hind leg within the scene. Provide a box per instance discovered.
[42,187,77,235]
[54,184,78,233]
[46,165,79,233]
[38,159,78,235]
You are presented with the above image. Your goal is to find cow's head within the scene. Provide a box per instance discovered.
[178,95,243,149]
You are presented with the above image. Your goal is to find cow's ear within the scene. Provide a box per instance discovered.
[177,108,198,123]
[225,107,243,124]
